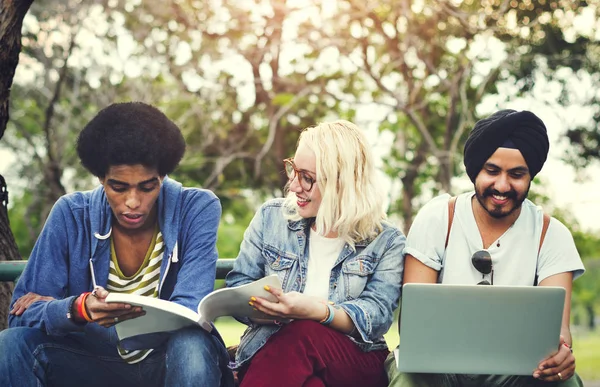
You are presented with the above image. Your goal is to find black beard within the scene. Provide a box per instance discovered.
[475,185,530,219]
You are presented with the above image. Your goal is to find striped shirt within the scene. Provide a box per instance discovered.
[107,225,164,364]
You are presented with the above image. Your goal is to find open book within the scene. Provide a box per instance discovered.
[105,275,281,341]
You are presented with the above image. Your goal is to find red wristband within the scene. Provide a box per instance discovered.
[78,292,93,322]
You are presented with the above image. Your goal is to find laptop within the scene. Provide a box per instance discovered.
[396,283,565,375]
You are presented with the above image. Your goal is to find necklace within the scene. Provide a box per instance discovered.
[495,222,515,248]
[471,196,518,249]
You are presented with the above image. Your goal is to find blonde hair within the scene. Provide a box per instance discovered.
[283,120,386,248]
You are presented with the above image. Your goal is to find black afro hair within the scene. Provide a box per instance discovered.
[76,102,185,177]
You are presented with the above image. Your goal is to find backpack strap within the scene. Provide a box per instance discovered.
[533,213,551,286]
[445,196,457,248]
[539,213,550,255]
[447,195,550,285]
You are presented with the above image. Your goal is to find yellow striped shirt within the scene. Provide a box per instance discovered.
[107,225,164,364]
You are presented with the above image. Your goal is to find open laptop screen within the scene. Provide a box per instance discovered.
[396,283,565,375]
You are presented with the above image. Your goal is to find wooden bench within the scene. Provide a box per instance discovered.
[0,259,236,283]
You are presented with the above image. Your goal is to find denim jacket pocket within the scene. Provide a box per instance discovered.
[341,255,377,300]
[262,247,297,289]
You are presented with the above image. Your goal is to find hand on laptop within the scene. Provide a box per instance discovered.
[533,335,575,382]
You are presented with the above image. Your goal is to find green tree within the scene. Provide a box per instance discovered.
[490,0,600,170]
[571,230,600,330]
[2,0,131,253]
[6,0,600,260]
[104,0,347,202]
[0,0,34,330]
[304,0,600,229]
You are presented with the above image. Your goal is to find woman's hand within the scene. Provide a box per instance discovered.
[10,292,55,316]
[84,287,146,327]
[533,335,576,382]
[249,285,328,321]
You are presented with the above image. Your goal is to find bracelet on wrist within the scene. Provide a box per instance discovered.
[78,292,93,322]
[66,296,78,321]
[320,304,335,325]
[318,303,330,324]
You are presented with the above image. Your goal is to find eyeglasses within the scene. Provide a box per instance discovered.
[283,158,317,192]
[471,250,493,285]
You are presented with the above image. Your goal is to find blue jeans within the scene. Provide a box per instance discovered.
[0,326,234,387]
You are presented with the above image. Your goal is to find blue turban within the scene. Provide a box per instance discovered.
[463,109,549,183]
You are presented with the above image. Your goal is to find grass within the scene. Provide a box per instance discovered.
[214,317,600,381]
[214,317,247,347]
[572,329,600,381]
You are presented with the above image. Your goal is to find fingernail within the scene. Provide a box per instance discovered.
[328,301,334,305]
[264,285,270,291]
[249,301,254,306]
[250,297,256,301]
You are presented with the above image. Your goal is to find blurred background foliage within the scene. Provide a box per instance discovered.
[1,0,599,329]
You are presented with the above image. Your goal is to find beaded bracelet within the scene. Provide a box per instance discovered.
[66,296,78,321]
[73,294,83,320]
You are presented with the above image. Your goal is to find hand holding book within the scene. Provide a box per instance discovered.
[105,275,283,341]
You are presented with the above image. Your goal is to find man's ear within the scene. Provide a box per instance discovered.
[98,176,105,185]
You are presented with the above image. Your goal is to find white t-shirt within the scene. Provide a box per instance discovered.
[303,228,345,300]
[404,192,585,285]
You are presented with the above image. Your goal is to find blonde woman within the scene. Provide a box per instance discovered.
[226,120,405,387]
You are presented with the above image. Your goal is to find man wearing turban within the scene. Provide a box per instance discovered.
[386,110,585,386]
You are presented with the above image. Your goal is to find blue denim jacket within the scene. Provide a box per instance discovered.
[225,199,405,369]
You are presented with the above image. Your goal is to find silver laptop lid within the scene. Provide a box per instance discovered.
[396,283,565,375]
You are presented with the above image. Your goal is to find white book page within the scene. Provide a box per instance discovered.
[198,274,282,325]
[105,293,202,340]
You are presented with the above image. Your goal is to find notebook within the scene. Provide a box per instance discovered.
[395,283,565,375]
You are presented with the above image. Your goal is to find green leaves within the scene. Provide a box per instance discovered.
[271,93,295,106]
[5,0,600,253]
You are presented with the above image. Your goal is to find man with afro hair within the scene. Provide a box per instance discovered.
[0,102,234,387]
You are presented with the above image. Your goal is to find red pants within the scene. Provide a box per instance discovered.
[239,320,389,387]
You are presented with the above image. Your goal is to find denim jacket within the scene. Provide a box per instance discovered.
[225,199,405,369]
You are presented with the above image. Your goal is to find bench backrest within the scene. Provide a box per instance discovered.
[0,259,236,283]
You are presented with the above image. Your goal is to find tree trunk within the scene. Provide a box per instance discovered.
[0,0,35,330]
[586,303,595,331]
[0,203,18,329]
[400,142,428,231]
[401,180,414,232]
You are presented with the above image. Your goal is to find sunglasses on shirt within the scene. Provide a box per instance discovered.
[472,250,493,285]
